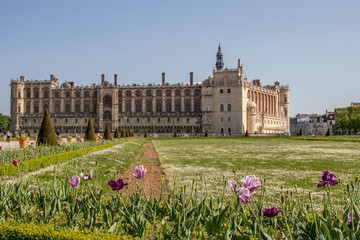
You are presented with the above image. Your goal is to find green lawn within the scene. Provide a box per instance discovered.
[152,137,360,208]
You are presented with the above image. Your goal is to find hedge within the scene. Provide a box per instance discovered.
[0,141,122,177]
[0,222,139,240]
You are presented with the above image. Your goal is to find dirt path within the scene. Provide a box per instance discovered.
[120,141,166,199]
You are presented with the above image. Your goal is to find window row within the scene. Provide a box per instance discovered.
[120,102,201,113]
[26,104,96,114]
[220,104,231,112]
[23,91,96,99]
[219,89,231,94]
[120,89,201,97]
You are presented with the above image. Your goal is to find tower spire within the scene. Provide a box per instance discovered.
[216,43,224,70]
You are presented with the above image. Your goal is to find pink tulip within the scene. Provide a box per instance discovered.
[68,176,81,189]
[12,158,18,167]
[241,175,261,192]
[133,165,146,179]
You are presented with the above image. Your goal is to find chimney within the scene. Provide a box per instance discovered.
[190,72,193,85]
[20,75,25,82]
[114,74,118,86]
[101,74,105,84]
[50,74,55,81]
[162,72,165,86]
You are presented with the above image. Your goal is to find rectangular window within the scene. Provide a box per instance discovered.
[220,117,224,122]
[228,117,231,122]
[227,89,231,93]
[220,89,224,94]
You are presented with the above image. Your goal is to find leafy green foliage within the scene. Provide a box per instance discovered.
[121,128,126,138]
[174,132,178,137]
[36,109,58,146]
[84,116,96,141]
[103,123,112,140]
[245,130,249,137]
[144,132,147,138]
[27,130,31,138]
[0,113,10,133]
[335,106,360,133]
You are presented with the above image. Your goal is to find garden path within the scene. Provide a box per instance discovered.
[119,141,166,199]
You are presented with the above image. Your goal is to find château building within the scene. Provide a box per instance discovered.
[10,45,290,135]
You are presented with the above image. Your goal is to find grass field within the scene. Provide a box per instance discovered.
[152,136,360,208]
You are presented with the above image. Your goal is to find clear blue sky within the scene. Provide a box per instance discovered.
[1,0,359,116]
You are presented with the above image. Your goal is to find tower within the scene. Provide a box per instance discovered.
[216,43,224,70]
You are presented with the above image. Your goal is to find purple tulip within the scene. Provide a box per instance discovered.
[0,146,2,151]
[133,165,146,179]
[263,205,283,217]
[45,147,48,150]
[75,197,84,204]
[68,176,81,189]
[57,144,61,147]
[241,175,261,192]
[347,212,355,225]
[228,180,237,190]
[32,147,36,150]
[81,171,92,180]
[108,178,128,191]
[238,188,254,203]
[316,171,339,188]
[31,142,34,145]
[12,158,18,167]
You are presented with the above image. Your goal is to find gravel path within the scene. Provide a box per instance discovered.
[0,140,36,151]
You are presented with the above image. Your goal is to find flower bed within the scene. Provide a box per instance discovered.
[0,141,121,177]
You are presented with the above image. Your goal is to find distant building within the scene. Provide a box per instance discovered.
[290,110,336,135]
[10,45,290,135]
[350,102,360,106]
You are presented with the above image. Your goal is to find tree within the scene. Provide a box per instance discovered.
[299,128,303,136]
[103,123,112,140]
[204,130,209,137]
[174,132,178,137]
[245,130,249,137]
[114,127,121,139]
[0,114,10,133]
[37,109,58,146]
[27,130,31,138]
[84,116,97,141]
[325,128,331,136]
[126,130,129,138]
[121,128,126,138]
[13,130,16,138]
[144,132,148,138]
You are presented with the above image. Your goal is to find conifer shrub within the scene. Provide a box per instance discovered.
[126,130,129,138]
[144,132,147,138]
[114,127,121,139]
[326,128,331,136]
[121,128,126,138]
[84,116,97,142]
[299,128,304,136]
[103,123,112,140]
[174,132,178,137]
[27,130,31,138]
[36,109,58,146]
[245,130,249,137]
[13,130,16,138]
[204,130,209,137]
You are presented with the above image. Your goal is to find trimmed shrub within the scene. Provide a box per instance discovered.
[12,130,16,138]
[204,130,209,137]
[126,130,129,138]
[121,128,126,138]
[174,132,178,137]
[37,109,58,146]
[84,116,97,142]
[103,123,112,140]
[144,132,148,138]
[326,128,331,136]
[27,130,31,138]
[299,128,304,136]
[0,221,138,240]
[114,127,121,139]
[245,130,249,137]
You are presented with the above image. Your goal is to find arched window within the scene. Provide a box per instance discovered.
[26,105,30,113]
[65,104,70,113]
[84,104,90,113]
[146,90,152,97]
[55,92,60,98]
[75,104,80,113]
[18,92,21,98]
[34,105,39,113]
[75,92,80,98]
[55,105,60,114]
[126,103,131,112]
[104,96,112,107]
[156,90,162,97]
[44,92,49,99]
[185,90,190,96]
[66,92,70,98]
[220,104,224,112]
[26,91,30,99]
[175,90,181,97]
[104,111,112,120]
[228,104,231,111]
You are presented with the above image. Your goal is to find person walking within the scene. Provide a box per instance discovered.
[6,130,11,143]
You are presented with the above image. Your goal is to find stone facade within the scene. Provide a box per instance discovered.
[290,111,336,136]
[10,46,290,135]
